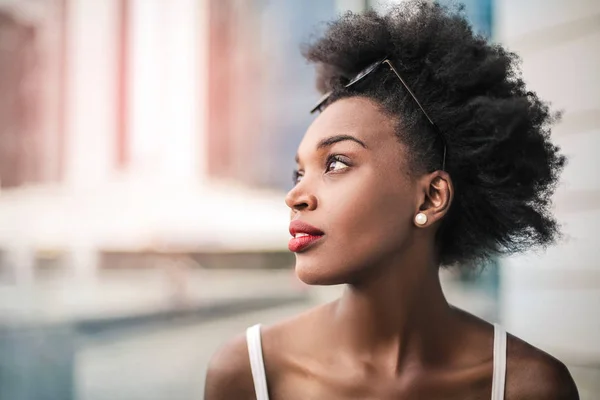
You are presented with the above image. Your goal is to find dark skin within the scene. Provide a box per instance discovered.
[204,97,579,399]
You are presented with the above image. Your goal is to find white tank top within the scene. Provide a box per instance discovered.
[246,323,508,400]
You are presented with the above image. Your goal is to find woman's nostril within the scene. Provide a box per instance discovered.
[294,202,309,210]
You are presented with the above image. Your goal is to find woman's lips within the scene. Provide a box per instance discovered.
[288,234,324,252]
[288,220,324,253]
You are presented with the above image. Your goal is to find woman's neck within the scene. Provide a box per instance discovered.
[330,255,455,374]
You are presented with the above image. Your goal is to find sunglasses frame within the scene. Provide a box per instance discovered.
[310,57,447,171]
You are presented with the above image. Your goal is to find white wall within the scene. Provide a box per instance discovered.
[62,0,209,186]
[128,0,207,183]
[63,0,120,188]
[496,0,600,363]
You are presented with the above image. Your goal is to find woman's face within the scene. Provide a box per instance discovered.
[286,96,421,285]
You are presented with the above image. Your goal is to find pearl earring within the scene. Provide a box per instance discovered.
[415,212,428,226]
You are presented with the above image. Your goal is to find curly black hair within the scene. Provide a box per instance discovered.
[302,1,566,268]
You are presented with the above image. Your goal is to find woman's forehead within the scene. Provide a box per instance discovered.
[299,97,398,152]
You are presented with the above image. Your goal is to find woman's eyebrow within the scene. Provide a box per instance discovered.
[295,134,368,164]
[317,134,368,150]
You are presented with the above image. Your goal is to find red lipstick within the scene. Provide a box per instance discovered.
[288,220,324,253]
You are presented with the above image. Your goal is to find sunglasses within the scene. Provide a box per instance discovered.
[310,57,447,171]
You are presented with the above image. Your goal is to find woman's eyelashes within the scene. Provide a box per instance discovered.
[292,154,352,185]
[292,169,303,185]
[325,154,351,173]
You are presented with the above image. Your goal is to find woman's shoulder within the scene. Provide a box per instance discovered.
[259,301,332,365]
[452,307,578,399]
[203,331,256,400]
[504,332,579,399]
[203,303,330,399]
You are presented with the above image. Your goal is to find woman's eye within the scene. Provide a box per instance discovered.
[326,158,349,172]
[292,170,303,184]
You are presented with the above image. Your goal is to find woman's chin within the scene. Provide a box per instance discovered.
[295,262,348,286]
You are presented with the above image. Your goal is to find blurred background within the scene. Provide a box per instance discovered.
[0,0,597,399]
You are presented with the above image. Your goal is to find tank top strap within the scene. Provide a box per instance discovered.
[246,324,270,400]
[247,322,506,400]
[491,323,507,400]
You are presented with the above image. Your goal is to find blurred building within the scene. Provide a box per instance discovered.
[0,0,367,315]
[0,0,294,292]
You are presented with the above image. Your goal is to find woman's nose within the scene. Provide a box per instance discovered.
[285,185,317,212]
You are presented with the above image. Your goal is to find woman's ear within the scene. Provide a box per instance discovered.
[415,171,453,227]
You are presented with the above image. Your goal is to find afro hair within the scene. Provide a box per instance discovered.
[303,1,566,268]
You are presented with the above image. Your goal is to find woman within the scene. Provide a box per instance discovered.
[205,2,579,399]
